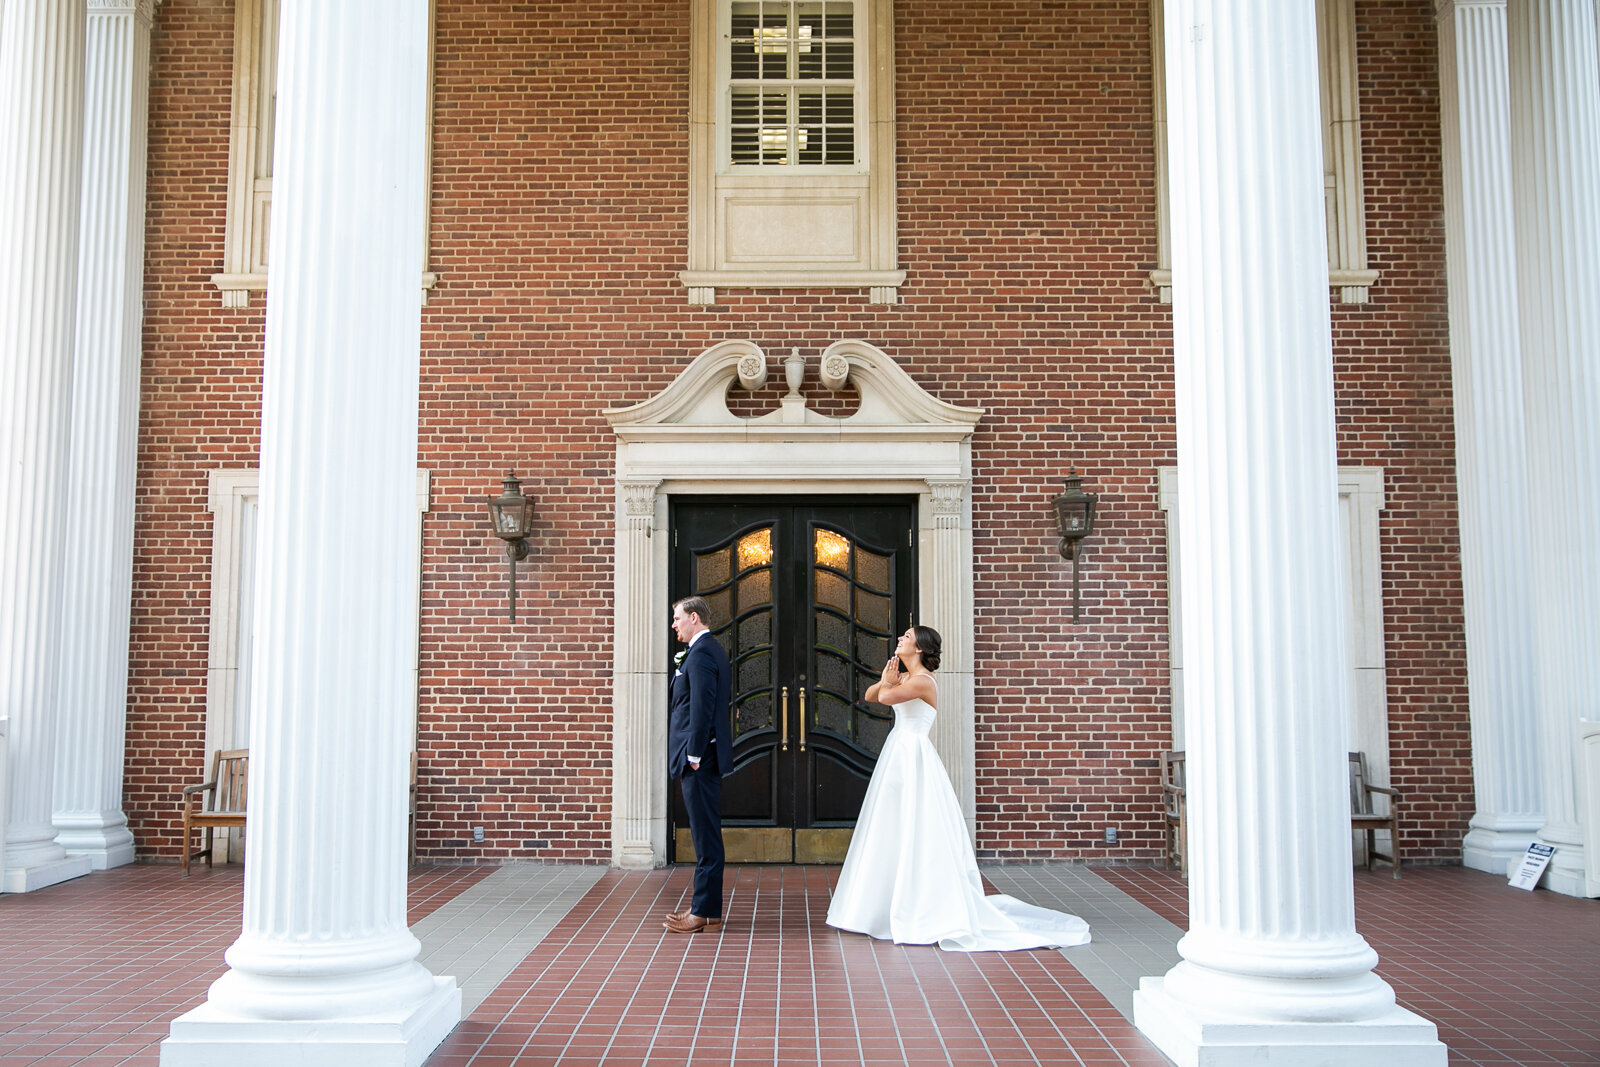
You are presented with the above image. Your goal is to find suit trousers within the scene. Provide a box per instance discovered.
[679,745,724,919]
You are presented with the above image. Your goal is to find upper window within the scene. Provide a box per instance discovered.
[211,0,437,308]
[726,2,859,168]
[1147,0,1378,304]
[683,0,902,305]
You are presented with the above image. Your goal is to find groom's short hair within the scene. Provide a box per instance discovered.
[674,595,714,627]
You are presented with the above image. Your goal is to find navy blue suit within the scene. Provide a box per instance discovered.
[669,632,733,919]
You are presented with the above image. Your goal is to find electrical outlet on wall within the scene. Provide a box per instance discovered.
[472,826,485,844]
[1104,826,1117,845]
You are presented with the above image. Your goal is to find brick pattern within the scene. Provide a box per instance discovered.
[128,1,1468,864]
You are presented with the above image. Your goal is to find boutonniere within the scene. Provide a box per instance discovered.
[674,650,687,669]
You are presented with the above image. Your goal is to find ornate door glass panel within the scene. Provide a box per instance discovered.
[670,499,914,862]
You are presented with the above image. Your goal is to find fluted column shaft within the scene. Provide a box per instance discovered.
[0,0,94,895]
[1506,0,1600,898]
[52,0,156,872]
[1134,2,1443,1061]
[162,0,458,1061]
[923,479,974,835]
[614,479,663,868]
[1434,0,1544,874]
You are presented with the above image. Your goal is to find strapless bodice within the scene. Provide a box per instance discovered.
[892,697,937,736]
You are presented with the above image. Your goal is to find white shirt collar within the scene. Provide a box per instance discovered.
[687,629,708,647]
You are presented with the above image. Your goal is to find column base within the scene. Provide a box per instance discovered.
[1462,820,1539,875]
[160,975,460,1067]
[616,841,659,869]
[56,821,136,869]
[1134,978,1447,1067]
[2,852,93,893]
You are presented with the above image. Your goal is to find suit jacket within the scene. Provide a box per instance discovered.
[668,632,733,777]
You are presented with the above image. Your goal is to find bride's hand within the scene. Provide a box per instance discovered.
[880,657,900,685]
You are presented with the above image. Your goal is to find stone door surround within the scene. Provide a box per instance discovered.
[605,340,983,867]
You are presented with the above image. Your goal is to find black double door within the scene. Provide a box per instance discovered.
[669,498,916,863]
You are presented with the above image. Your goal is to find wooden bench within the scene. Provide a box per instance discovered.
[1350,750,1401,878]
[181,748,248,873]
[1160,750,1401,877]
[1160,750,1187,874]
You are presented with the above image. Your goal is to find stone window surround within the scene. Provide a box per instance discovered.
[1157,465,1391,791]
[682,0,903,305]
[205,469,432,828]
[209,0,439,307]
[605,340,981,867]
[1147,0,1379,304]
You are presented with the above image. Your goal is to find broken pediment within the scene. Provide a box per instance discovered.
[604,339,983,438]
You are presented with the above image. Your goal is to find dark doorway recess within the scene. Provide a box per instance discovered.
[669,497,916,863]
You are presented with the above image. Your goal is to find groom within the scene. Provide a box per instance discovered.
[665,596,733,934]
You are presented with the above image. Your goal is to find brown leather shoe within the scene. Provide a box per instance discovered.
[663,913,719,934]
[663,909,721,927]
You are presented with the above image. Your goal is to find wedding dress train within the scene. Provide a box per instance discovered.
[826,692,1092,952]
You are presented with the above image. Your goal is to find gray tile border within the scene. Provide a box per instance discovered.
[980,863,1184,1023]
[412,862,1181,1038]
[413,862,606,1015]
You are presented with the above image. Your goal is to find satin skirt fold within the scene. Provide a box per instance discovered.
[825,697,1091,952]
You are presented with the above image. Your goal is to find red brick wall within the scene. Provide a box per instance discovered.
[131,0,260,853]
[1329,0,1472,859]
[129,0,1469,864]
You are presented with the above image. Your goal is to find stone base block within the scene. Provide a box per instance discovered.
[160,975,461,1067]
[1512,844,1597,898]
[60,835,136,870]
[69,840,137,870]
[2,852,93,894]
[56,821,138,870]
[1134,977,1448,1067]
[1462,825,1538,875]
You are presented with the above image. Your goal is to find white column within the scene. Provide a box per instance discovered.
[1434,0,1545,874]
[51,0,155,872]
[1506,0,1600,898]
[0,0,95,895]
[161,0,459,1062]
[1133,3,1445,1063]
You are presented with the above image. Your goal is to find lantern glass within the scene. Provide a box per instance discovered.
[492,500,522,536]
[487,472,534,541]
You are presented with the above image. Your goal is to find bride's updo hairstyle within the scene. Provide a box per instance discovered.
[912,626,942,671]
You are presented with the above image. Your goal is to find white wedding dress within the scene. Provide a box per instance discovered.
[826,684,1092,952]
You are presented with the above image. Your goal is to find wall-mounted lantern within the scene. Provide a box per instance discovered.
[1052,469,1099,623]
[486,470,536,622]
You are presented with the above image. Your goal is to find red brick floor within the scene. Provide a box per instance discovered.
[430,865,1166,1066]
[2,862,1597,1065]
[0,863,490,1067]
[1095,864,1600,1066]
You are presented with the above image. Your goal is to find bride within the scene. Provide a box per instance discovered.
[826,625,1092,952]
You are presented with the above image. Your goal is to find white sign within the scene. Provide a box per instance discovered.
[1509,842,1555,890]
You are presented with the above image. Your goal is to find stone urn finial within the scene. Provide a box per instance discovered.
[784,348,805,399]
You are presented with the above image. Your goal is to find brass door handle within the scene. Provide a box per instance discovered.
[780,686,789,752]
[798,688,807,752]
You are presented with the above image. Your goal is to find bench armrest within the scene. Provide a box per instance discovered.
[182,781,217,797]
[1364,784,1399,800]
